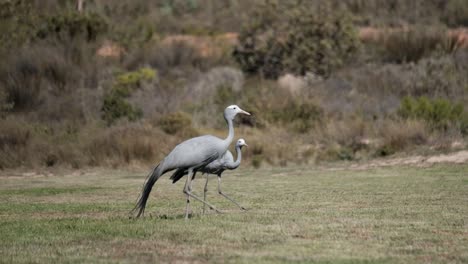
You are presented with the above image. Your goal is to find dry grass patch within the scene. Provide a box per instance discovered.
[0,164,467,263]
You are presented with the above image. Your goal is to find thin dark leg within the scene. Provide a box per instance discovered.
[203,174,209,214]
[183,169,193,220]
[183,171,221,217]
[217,176,247,211]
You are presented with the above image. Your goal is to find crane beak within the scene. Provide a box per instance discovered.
[239,109,250,115]
[244,143,249,147]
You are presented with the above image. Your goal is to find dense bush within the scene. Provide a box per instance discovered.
[101,93,142,125]
[36,12,108,42]
[375,120,429,157]
[338,0,468,27]
[0,50,45,111]
[0,0,39,53]
[0,87,13,117]
[0,117,32,168]
[443,0,468,27]
[323,53,468,119]
[376,28,460,63]
[158,111,198,137]
[0,44,94,112]
[85,122,163,166]
[101,68,156,125]
[398,96,465,130]
[269,101,323,133]
[234,3,360,78]
[115,67,157,88]
[283,6,360,77]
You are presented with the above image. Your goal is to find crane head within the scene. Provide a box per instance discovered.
[236,138,248,148]
[224,105,250,121]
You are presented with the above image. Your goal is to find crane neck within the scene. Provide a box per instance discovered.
[224,117,234,147]
[230,145,242,169]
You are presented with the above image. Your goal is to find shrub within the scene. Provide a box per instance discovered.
[0,117,33,168]
[0,44,89,112]
[376,119,429,157]
[250,144,264,169]
[268,100,323,133]
[0,52,44,111]
[36,12,108,42]
[283,5,360,77]
[115,67,157,88]
[101,68,156,125]
[0,0,40,53]
[443,0,468,27]
[398,96,465,130]
[85,122,167,166]
[460,114,468,135]
[376,28,460,63]
[145,40,204,72]
[323,117,369,152]
[187,67,245,128]
[111,18,154,48]
[188,67,244,101]
[101,93,142,125]
[158,111,198,137]
[234,3,360,78]
[0,87,13,116]
[327,54,468,119]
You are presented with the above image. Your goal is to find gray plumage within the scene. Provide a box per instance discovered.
[169,139,248,212]
[132,105,250,219]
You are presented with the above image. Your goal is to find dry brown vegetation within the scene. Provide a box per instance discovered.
[1,0,468,170]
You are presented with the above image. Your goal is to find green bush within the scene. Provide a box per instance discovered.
[234,3,360,78]
[269,100,323,133]
[398,96,465,130]
[115,67,157,88]
[111,18,154,48]
[158,111,197,137]
[284,6,359,77]
[36,12,108,42]
[101,92,142,125]
[101,68,156,125]
[0,0,39,53]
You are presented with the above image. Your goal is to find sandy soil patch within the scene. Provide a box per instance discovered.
[350,150,468,170]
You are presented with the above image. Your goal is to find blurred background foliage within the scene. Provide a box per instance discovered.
[1,0,468,169]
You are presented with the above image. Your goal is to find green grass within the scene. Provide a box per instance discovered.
[0,164,467,263]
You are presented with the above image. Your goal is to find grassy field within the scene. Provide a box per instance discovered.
[0,164,467,263]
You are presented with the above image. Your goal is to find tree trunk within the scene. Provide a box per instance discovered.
[77,0,84,12]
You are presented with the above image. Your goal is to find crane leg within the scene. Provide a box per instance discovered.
[217,176,247,211]
[189,171,196,192]
[203,174,209,214]
[184,169,193,220]
[184,170,221,219]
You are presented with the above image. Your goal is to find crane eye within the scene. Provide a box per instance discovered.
[233,107,237,109]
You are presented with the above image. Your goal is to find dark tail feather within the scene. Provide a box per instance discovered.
[169,168,187,184]
[131,165,162,218]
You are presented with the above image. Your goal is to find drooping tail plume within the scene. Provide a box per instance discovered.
[131,164,162,217]
[169,168,187,184]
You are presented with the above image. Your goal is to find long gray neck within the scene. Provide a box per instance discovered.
[232,146,242,169]
[223,117,234,147]
[226,146,242,170]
